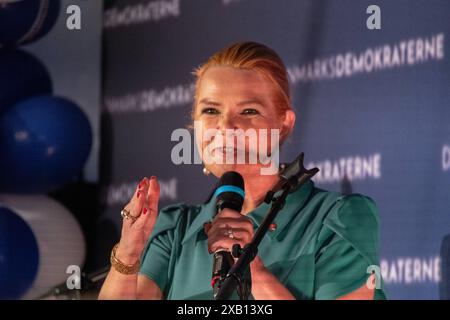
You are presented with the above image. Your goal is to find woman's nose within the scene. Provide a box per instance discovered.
[217,113,238,133]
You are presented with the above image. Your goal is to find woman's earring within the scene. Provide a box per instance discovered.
[203,167,211,176]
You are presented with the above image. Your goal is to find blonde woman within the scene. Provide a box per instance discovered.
[99,42,385,300]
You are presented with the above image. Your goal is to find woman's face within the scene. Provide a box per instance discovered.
[193,66,295,178]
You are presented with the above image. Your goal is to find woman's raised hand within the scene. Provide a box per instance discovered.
[115,176,160,264]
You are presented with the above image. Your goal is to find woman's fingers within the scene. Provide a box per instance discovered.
[147,176,160,217]
[130,177,150,217]
[213,228,250,242]
[207,217,254,236]
[117,176,161,260]
[214,208,242,219]
[206,209,254,253]
[122,177,149,229]
[135,176,160,234]
[207,231,252,253]
[207,222,253,253]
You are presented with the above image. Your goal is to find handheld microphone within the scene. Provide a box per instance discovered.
[211,171,245,298]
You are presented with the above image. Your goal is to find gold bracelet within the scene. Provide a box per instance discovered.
[110,243,140,275]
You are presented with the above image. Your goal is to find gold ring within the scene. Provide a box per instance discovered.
[121,209,130,219]
[121,209,138,222]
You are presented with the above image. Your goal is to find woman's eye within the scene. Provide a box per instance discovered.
[201,107,220,115]
[241,108,259,115]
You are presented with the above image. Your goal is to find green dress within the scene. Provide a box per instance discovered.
[140,180,387,300]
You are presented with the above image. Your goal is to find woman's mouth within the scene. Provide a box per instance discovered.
[211,147,247,162]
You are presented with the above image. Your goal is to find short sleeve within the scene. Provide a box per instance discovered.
[139,203,186,295]
[139,229,173,294]
[314,194,386,300]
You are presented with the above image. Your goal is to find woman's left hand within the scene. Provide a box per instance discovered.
[204,208,254,254]
[204,209,297,300]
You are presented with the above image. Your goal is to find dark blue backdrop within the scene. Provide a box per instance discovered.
[101,0,450,299]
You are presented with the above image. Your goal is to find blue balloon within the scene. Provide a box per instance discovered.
[0,0,60,47]
[0,206,39,299]
[0,96,93,194]
[0,50,52,115]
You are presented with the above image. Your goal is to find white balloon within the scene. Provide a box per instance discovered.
[0,194,85,299]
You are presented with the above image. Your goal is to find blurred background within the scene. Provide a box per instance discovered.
[0,0,449,300]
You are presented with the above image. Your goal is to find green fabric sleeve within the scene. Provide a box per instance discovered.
[138,203,185,295]
[314,233,372,299]
[139,231,173,295]
[314,194,386,300]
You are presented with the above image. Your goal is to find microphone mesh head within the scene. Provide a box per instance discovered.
[215,171,245,213]
[218,171,244,190]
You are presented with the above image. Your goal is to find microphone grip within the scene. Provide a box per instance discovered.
[212,250,235,297]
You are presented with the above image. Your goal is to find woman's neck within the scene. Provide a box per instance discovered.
[241,173,280,215]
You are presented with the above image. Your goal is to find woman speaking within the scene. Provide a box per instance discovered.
[99,42,386,300]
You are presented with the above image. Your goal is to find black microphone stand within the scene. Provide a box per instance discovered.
[214,153,319,300]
